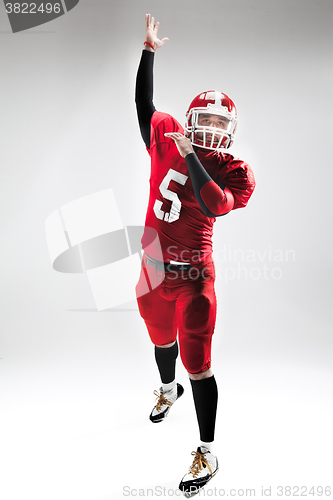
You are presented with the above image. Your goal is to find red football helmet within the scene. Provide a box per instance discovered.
[185,91,237,150]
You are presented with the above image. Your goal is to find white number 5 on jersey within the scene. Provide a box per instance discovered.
[153,168,188,223]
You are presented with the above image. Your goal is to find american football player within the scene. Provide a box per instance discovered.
[135,14,255,496]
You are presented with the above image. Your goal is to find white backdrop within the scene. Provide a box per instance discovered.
[1,1,332,499]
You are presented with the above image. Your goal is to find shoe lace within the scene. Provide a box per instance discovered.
[153,390,173,411]
[189,450,212,478]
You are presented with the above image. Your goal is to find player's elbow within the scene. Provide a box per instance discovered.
[204,206,233,218]
[212,195,234,216]
[199,203,232,218]
[214,208,232,217]
[200,184,234,217]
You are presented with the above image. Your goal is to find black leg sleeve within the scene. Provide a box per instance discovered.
[135,50,156,149]
[154,341,179,384]
[190,376,218,442]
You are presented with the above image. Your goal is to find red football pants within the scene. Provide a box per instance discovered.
[136,255,217,374]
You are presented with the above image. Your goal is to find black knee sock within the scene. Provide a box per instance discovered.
[154,342,179,384]
[190,375,218,443]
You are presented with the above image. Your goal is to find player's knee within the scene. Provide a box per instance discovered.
[181,354,211,374]
[183,294,213,332]
[188,367,213,380]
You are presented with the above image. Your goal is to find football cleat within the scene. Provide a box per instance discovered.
[179,446,219,497]
[149,383,184,423]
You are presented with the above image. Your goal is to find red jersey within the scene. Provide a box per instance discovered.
[142,111,255,263]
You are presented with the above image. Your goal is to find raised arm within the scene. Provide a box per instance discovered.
[144,14,169,51]
[135,14,169,149]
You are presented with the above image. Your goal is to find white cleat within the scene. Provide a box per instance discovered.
[149,383,184,423]
[179,446,219,497]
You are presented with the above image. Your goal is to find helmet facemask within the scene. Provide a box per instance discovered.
[185,103,237,151]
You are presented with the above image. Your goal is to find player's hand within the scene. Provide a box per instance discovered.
[164,132,194,158]
[145,13,169,50]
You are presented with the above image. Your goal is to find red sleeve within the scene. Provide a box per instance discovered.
[185,152,234,217]
[217,157,256,210]
[200,182,234,215]
[148,111,184,155]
